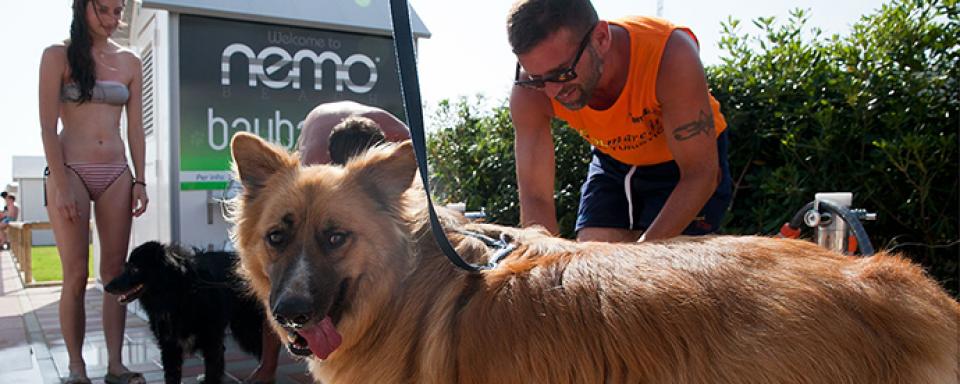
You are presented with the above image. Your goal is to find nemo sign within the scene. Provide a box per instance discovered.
[178,15,404,190]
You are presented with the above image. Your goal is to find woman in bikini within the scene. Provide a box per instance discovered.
[38,1,148,383]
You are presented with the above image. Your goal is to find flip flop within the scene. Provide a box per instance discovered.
[62,372,92,384]
[103,371,146,384]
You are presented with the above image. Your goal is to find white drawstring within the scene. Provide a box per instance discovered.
[624,166,637,229]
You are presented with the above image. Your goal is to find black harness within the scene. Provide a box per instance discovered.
[457,230,519,268]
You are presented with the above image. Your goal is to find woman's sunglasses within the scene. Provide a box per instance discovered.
[514,23,596,90]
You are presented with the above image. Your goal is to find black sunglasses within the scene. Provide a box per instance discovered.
[514,24,596,90]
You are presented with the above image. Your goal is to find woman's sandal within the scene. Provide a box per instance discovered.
[62,372,92,384]
[103,371,146,384]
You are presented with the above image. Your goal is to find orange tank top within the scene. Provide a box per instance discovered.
[551,16,727,166]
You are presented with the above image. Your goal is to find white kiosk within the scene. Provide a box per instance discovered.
[122,0,430,252]
[10,156,54,246]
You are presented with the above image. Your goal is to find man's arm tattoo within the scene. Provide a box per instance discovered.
[672,110,714,141]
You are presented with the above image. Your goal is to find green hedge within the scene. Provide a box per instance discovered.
[427,0,958,295]
[707,0,958,294]
[428,96,590,234]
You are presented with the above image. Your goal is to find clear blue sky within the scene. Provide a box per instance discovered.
[0,0,886,188]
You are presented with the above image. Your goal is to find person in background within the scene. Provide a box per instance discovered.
[0,193,18,250]
[1,191,8,221]
[37,0,148,383]
[297,101,410,166]
[327,115,388,165]
[507,0,732,242]
[1,191,8,223]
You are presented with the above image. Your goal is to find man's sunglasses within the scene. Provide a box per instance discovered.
[514,23,596,90]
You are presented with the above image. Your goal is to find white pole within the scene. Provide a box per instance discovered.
[656,0,664,17]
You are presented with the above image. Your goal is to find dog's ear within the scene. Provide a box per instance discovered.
[348,140,417,201]
[231,132,297,196]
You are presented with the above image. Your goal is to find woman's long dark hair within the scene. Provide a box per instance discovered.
[66,0,96,103]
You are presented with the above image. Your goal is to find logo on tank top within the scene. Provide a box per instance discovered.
[603,108,664,152]
[569,108,664,153]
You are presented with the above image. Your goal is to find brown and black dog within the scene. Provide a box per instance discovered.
[228,132,959,384]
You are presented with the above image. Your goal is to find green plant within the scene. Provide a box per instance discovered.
[427,95,590,238]
[707,0,958,293]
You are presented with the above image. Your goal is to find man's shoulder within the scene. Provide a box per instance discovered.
[510,85,554,120]
[609,16,677,35]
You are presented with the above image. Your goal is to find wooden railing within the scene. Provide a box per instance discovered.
[7,221,52,285]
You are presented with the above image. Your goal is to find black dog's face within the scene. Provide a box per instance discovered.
[105,241,168,304]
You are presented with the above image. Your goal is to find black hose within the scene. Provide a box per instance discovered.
[788,201,814,231]
[815,200,876,256]
[769,201,813,236]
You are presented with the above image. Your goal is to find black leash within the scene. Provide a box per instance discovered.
[389,0,500,272]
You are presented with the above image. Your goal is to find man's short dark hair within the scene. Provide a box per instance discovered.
[328,116,386,165]
[507,0,598,55]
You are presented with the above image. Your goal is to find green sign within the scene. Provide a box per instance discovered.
[179,15,404,190]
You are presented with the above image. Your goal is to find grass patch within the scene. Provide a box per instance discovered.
[30,245,94,282]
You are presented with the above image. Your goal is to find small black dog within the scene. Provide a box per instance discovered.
[105,241,265,384]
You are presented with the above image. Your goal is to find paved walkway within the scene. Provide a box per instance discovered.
[0,249,313,384]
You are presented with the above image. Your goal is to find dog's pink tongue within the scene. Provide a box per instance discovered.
[299,316,342,360]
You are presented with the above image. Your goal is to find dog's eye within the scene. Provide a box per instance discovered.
[267,230,286,247]
[326,232,349,249]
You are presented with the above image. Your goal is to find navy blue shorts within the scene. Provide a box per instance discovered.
[575,131,733,235]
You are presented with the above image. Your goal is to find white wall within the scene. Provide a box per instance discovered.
[12,156,53,246]
[178,190,233,251]
[129,6,175,249]
[13,179,54,246]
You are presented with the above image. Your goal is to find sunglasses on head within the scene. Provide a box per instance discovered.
[514,23,596,90]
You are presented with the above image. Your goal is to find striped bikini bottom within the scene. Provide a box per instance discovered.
[64,162,130,200]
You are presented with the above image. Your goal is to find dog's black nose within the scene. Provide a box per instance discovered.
[273,298,313,328]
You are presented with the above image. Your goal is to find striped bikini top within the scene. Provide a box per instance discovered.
[61,80,129,105]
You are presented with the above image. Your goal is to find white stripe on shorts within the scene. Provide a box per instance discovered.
[624,165,637,229]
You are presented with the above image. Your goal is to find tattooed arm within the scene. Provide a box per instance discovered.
[643,30,720,241]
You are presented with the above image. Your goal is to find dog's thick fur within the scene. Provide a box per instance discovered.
[105,241,265,384]
[229,132,960,384]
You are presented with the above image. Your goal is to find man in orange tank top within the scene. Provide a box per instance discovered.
[507,0,732,242]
